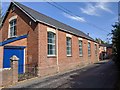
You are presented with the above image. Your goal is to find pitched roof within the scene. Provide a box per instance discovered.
[3,2,95,42]
[100,44,112,48]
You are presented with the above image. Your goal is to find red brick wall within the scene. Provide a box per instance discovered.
[91,42,95,63]
[0,28,2,42]
[38,23,99,76]
[1,59,19,87]
[2,69,12,86]
[37,24,58,76]
[83,39,88,64]
[96,44,99,62]
[0,46,4,69]
[1,6,37,41]
[6,38,27,46]
[1,5,39,68]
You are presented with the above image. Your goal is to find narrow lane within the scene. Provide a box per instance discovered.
[56,60,118,88]
[10,60,118,88]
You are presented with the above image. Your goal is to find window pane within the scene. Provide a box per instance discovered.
[14,26,16,36]
[53,49,55,55]
[50,49,53,54]
[79,40,83,56]
[9,19,17,37]
[53,45,55,50]
[48,39,52,43]
[66,37,72,55]
[47,32,56,55]
[88,42,91,55]
[14,19,16,25]
[10,22,13,26]
[67,50,69,55]
[50,44,53,49]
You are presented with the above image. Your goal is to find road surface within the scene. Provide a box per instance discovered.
[9,60,118,88]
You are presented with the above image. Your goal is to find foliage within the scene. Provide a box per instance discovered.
[112,22,120,68]
[95,38,108,44]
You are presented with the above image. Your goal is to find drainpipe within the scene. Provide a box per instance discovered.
[56,28,59,73]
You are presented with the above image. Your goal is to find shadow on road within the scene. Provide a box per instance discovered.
[63,60,118,88]
[94,62,106,65]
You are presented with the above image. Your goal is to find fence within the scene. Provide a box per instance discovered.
[18,64,38,81]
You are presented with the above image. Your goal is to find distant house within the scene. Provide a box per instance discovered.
[99,44,112,60]
[0,2,99,77]
[106,44,112,59]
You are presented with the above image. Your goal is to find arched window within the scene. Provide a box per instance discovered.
[9,19,17,37]
[47,32,56,56]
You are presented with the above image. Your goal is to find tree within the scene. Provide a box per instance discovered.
[112,22,120,67]
[95,38,108,44]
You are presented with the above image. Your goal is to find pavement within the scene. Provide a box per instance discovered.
[4,60,119,89]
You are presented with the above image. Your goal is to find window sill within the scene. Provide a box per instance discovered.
[67,55,72,57]
[88,55,91,57]
[47,55,56,58]
[8,36,17,39]
[79,55,83,57]
[3,68,11,70]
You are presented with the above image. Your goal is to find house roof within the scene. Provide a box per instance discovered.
[2,2,95,42]
[100,44,112,48]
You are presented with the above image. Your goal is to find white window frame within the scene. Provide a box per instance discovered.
[8,19,17,38]
[47,31,56,57]
[88,42,91,56]
[66,37,72,56]
[79,40,83,56]
[8,16,17,38]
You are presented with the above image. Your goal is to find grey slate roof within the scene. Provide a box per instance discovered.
[100,44,112,48]
[13,2,94,41]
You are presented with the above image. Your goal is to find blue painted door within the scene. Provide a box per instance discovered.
[3,47,24,74]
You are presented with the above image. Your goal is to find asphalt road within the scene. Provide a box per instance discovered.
[9,60,118,89]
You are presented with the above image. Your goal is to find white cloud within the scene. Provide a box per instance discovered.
[80,3,100,16]
[63,13,86,22]
[80,2,113,16]
[96,2,113,14]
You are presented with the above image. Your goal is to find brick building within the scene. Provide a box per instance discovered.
[99,44,112,60]
[0,2,99,77]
